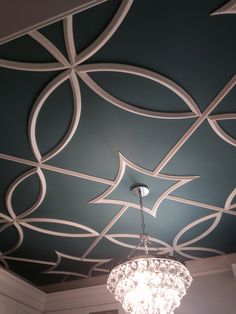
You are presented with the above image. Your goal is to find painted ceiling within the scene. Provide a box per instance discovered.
[0,0,236,289]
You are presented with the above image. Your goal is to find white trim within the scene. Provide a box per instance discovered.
[44,284,119,313]
[0,0,108,45]
[232,263,236,279]
[208,113,236,148]
[186,253,236,277]
[211,0,236,15]
[0,267,45,312]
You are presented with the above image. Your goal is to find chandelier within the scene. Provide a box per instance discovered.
[107,185,192,314]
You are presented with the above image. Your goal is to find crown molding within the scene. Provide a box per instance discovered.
[186,253,236,277]
[0,267,45,312]
[44,284,117,313]
[0,0,108,44]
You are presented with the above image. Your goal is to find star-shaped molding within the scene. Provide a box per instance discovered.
[90,153,198,217]
[43,251,111,279]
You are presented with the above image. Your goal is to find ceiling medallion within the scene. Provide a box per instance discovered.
[107,185,192,314]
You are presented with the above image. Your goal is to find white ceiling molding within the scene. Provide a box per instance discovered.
[76,63,201,119]
[0,0,108,44]
[89,153,198,217]
[211,0,236,15]
[208,113,236,148]
[28,69,81,163]
[0,62,235,275]
[105,233,172,254]
[43,252,111,279]
[153,74,236,173]
[0,0,134,71]
[0,0,235,287]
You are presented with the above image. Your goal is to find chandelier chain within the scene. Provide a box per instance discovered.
[127,241,142,259]
[138,187,146,235]
[138,187,150,255]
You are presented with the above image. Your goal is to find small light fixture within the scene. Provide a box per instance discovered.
[107,185,192,313]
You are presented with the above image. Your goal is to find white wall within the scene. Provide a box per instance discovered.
[0,293,41,314]
[43,284,124,314]
[176,271,236,314]
[0,267,45,314]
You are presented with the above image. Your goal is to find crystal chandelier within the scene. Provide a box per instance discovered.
[107,185,192,314]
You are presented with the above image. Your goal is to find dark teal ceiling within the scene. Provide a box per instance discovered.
[0,0,236,288]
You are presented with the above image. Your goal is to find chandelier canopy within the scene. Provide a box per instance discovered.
[106,185,193,313]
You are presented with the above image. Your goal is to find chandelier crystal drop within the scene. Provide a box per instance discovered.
[107,185,193,313]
